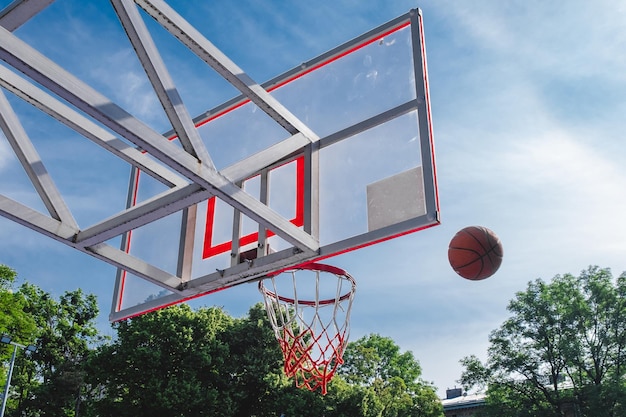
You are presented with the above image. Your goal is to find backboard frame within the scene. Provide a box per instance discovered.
[111,7,439,321]
[0,1,438,322]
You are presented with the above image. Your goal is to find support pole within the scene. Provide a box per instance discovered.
[0,344,17,417]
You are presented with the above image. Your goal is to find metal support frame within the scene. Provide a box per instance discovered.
[0,335,36,417]
[109,9,438,321]
[0,0,54,31]
[0,344,16,417]
[0,0,320,292]
[0,3,438,321]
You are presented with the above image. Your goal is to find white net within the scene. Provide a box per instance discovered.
[258,263,356,394]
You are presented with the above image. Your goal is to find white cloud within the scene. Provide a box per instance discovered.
[89,49,164,128]
[505,130,624,193]
[500,128,626,256]
[438,0,626,83]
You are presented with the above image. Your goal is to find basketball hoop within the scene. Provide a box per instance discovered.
[259,263,356,395]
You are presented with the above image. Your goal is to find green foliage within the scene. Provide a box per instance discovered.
[338,334,443,417]
[0,266,38,415]
[85,309,442,417]
[86,304,234,416]
[20,285,101,417]
[222,303,289,416]
[460,266,626,417]
[0,265,37,355]
[86,303,300,417]
[2,264,442,416]
[341,334,421,388]
[0,265,101,417]
[323,377,367,416]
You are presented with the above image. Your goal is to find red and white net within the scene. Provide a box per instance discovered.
[259,263,356,395]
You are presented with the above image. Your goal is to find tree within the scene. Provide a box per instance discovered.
[86,304,445,417]
[86,304,235,416]
[0,265,37,342]
[18,285,101,417]
[0,265,38,415]
[221,303,315,417]
[86,303,301,417]
[0,265,102,417]
[3,264,444,417]
[460,266,626,417]
[338,334,443,417]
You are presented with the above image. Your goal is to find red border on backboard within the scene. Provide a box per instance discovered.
[114,15,437,321]
[202,156,305,258]
[162,21,413,136]
[116,169,141,312]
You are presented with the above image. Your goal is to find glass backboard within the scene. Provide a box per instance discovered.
[112,8,438,321]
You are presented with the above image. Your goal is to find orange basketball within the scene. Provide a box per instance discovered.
[448,226,503,280]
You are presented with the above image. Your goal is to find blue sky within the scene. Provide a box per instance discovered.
[1,0,626,397]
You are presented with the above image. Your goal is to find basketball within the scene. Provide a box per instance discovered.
[448,226,503,280]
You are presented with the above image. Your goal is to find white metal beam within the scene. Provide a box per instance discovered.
[0,25,319,254]
[0,89,77,226]
[112,0,213,166]
[0,195,183,290]
[135,0,319,142]
[87,243,184,291]
[75,132,310,247]
[76,184,205,248]
[0,0,54,31]
[0,194,77,240]
[0,63,186,188]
